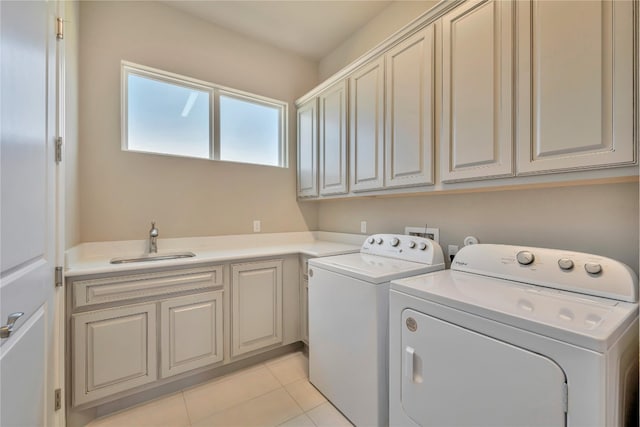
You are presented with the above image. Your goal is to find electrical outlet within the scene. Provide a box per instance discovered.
[253,220,261,233]
[448,244,459,262]
[360,221,367,234]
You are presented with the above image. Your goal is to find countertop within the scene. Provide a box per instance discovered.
[65,231,364,277]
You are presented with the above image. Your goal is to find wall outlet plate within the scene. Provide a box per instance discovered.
[360,221,367,233]
[253,220,261,233]
[405,226,439,243]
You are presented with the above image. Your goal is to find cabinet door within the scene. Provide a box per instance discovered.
[160,291,223,378]
[231,259,283,357]
[319,80,348,195]
[385,26,436,188]
[516,0,635,174]
[297,99,318,198]
[349,57,385,192]
[441,0,514,182]
[72,303,157,406]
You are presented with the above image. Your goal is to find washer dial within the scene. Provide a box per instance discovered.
[516,251,535,265]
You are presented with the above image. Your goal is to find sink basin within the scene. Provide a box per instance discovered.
[110,251,196,264]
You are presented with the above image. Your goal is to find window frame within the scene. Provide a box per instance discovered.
[121,61,288,168]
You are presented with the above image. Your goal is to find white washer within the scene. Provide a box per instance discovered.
[389,244,639,427]
[309,234,445,427]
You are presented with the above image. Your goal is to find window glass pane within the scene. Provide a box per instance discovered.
[219,95,281,166]
[127,73,210,159]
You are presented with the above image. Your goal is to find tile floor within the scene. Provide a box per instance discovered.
[87,352,353,427]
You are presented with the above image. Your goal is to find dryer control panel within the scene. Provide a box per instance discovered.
[361,234,445,266]
[452,244,638,303]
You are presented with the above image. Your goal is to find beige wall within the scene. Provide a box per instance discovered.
[318,1,438,80]
[315,182,640,274]
[65,0,80,248]
[78,1,318,242]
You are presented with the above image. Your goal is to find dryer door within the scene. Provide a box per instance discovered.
[400,309,567,427]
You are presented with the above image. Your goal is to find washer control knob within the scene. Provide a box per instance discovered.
[408,241,416,249]
[516,251,535,265]
[418,242,428,251]
[376,237,383,245]
[391,237,400,247]
[558,258,574,271]
[368,237,375,244]
[584,262,602,275]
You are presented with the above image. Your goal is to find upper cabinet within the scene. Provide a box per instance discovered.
[516,0,636,174]
[440,0,514,182]
[318,80,348,195]
[295,0,637,199]
[297,99,318,198]
[385,26,436,188]
[349,58,385,192]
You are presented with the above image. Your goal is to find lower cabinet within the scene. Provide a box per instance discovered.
[231,259,283,357]
[160,291,223,378]
[69,258,292,408]
[72,303,158,406]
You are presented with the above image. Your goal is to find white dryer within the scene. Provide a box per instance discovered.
[309,234,444,427]
[389,244,639,427]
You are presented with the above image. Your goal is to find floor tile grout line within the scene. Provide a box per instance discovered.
[183,363,283,424]
[190,385,293,427]
[180,391,193,426]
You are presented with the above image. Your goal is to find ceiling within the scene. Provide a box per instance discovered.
[161,1,394,61]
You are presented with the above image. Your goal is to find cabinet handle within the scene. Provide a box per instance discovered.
[0,312,24,339]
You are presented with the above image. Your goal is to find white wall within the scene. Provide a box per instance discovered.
[78,1,319,242]
[315,182,639,273]
[319,1,438,80]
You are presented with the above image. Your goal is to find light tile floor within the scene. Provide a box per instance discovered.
[87,352,353,427]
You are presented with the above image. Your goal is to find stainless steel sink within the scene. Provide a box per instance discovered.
[110,251,196,264]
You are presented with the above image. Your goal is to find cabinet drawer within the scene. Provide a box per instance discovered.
[73,266,223,308]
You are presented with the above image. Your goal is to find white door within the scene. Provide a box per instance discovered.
[1,1,59,426]
[400,309,567,426]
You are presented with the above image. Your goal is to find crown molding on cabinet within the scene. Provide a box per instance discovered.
[295,0,465,107]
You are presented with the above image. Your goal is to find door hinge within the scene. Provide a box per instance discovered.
[56,17,64,40]
[55,137,63,164]
[562,382,568,413]
[55,266,63,288]
[54,388,62,411]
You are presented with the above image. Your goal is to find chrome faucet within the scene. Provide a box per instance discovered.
[149,221,159,253]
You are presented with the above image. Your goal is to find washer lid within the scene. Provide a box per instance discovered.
[391,270,638,352]
[309,253,444,284]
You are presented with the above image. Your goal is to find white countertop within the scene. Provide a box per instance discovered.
[65,231,364,277]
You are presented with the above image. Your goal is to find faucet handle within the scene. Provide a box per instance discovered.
[150,221,159,237]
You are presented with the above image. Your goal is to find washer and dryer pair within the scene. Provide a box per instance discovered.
[309,236,639,427]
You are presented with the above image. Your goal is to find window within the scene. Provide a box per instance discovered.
[122,62,287,167]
